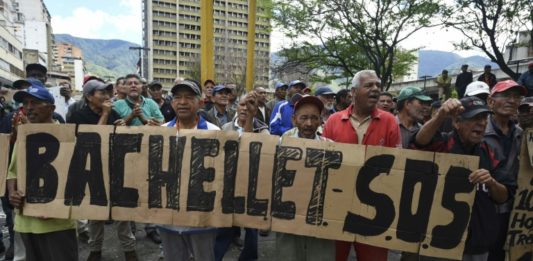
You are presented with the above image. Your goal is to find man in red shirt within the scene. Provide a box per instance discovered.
[323,69,401,261]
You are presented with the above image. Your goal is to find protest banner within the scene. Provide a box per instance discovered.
[13,124,481,260]
[0,134,9,196]
[507,128,533,261]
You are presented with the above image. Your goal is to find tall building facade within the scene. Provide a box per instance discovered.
[0,0,25,85]
[52,42,83,76]
[16,0,53,68]
[143,0,271,88]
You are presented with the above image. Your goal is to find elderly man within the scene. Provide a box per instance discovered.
[485,80,524,260]
[275,94,334,260]
[270,80,305,135]
[204,85,236,128]
[518,97,533,128]
[315,86,336,122]
[159,80,219,261]
[414,96,512,260]
[395,87,432,148]
[7,83,78,261]
[323,70,401,261]
[113,74,164,126]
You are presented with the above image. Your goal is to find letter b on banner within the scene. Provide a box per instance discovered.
[25,133,60,203]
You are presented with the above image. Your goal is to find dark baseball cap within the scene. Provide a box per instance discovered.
[289,80,306,89]
[171,80,202,96]
[212,85,231,95]
[148,81,163,90]
[275,82,288,89]
[315,86,335,96]
[13,83,55,104]
[13,78,43,90]
[25,63,47,74]
[519,97,533,112]
[83,80,113,96]
[459,96,492,119]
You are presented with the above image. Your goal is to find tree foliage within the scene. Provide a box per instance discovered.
[444,0,532,80]
[273,0,443,90]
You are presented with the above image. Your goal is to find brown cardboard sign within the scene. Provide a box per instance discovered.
[0,134,10,196]
[507,128,533,260]
[12,124,481,260]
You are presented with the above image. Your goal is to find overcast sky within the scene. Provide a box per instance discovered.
[43,0,482,57]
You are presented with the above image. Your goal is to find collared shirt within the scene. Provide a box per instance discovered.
[323,105,401,148]
[221,117,269,135]
[396,116,422,148]
[282,127,330,141]
[215,109,228,126]
[113,96,164,126]
[349,114,371,144]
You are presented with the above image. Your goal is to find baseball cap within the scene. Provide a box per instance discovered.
[275,82,288,89]
[465,81,490,97]
[315,86,335,96]
[431,101,442,109]
[490,80,527,96]
[519,97,533,112]
[13,78,43,90]
[148,81,163,90]
[83,75,104,85]
[459,96,492,119]
[25,63,47,74]
[212,85,231,95]
[83,80,113,96]
[292,94,324,113]
[397,86,432,102]
[171,80,202,96]
[289,80,306,89]
[13,83,55,104]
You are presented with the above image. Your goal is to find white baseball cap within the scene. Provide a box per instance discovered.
[465,81,490,97]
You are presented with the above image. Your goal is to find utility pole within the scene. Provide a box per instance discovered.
[129,46,150,78]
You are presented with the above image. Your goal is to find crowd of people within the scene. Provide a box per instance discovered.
[0,61,532,261]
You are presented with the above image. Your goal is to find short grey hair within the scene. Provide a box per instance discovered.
[351,70,378,89]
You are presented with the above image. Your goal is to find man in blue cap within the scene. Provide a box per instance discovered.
[7,83,78,261]
[269,80,305,135]
[204,84,236,128]
[315,86,336,122]
[265,82,288,112]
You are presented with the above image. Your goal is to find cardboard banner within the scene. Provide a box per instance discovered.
[0,134,10,196]
[507,128,533,261]
[13,124,481,260]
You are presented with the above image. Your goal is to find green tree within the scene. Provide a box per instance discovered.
[273,0,443,90]
[443,0,532,80]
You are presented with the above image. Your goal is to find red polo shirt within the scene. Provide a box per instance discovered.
[323,104,401,148]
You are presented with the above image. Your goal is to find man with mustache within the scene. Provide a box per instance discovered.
[414,96,512,260]
[315,86,336,123]
[7,83,78,261]
[323,70,401,261]
[484,80,525,261]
